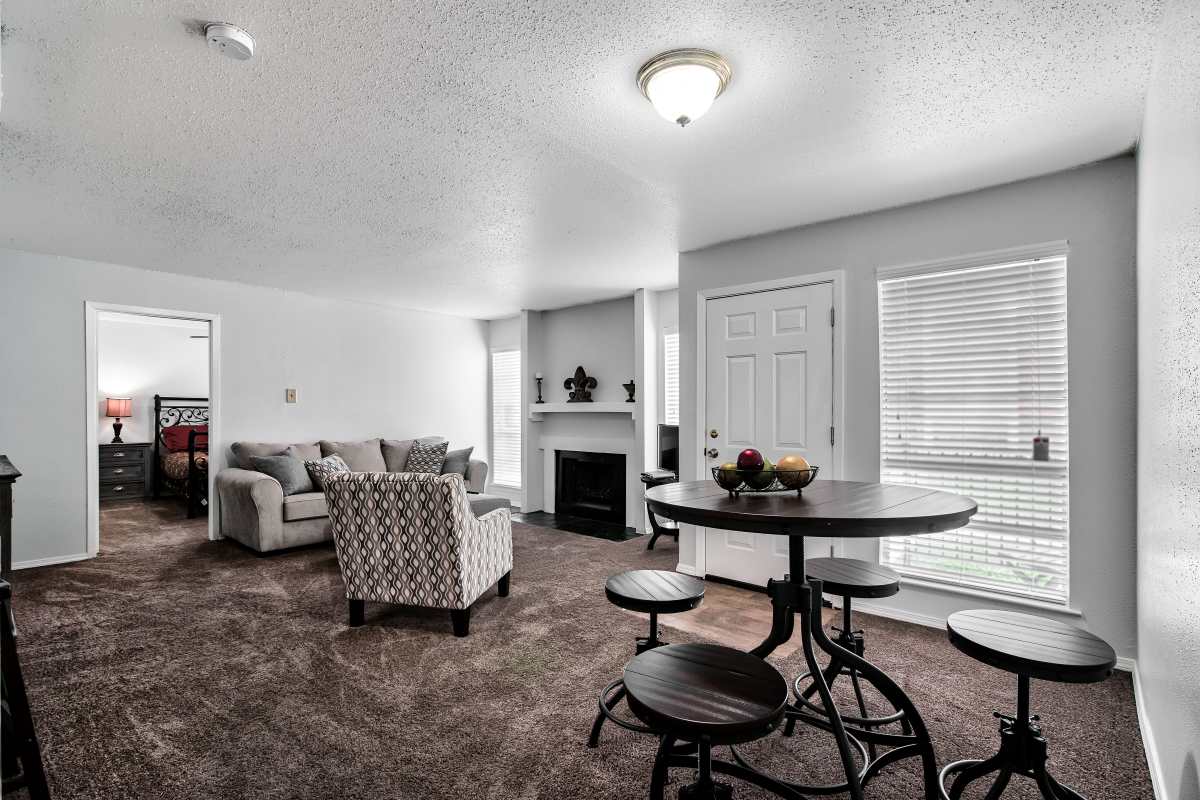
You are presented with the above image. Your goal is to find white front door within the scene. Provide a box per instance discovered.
[703,282,836,587]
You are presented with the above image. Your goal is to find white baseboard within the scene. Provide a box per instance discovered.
[13,552,92,570]
[676,562,702,577]
[853,600,945,631]
[1132,661,1168,800]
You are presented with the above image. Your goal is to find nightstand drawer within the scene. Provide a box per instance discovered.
[100,448,145,465]
[99,481,138,499]
[100,463,143,482]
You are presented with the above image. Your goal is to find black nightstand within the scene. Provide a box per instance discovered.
[98,442,152,503]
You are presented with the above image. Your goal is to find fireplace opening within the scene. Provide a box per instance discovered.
[555,450,625,524]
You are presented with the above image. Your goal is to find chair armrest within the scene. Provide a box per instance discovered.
[216,468,284,551]
[465,459,488,493]
[455,504,513,606]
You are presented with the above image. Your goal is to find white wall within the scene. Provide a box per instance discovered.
[0,248,488,567]
[540,297,634,403]
[1136,1,1200,796]
[679,158,1138,659]
[97,314,209,445]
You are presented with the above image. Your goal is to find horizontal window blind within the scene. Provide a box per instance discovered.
[664,331,680,425]
[878,255,1069,603]
[491,350,522,489]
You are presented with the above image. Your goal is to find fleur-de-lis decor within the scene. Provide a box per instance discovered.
[564,366,597,402]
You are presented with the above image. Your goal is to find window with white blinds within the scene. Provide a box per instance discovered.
[877,252,1069,603]
[663,331,680,425]
[490,350,522,489]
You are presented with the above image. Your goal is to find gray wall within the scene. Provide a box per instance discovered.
[679,157,1137,658]
[0,248,489,567]
[1136,0,1200,796]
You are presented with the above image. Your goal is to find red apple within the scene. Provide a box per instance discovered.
[736,448,764,472]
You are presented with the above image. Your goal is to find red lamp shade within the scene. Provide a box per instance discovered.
[105,397,132,418]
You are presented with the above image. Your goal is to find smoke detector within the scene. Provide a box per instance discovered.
[204,23,255,61]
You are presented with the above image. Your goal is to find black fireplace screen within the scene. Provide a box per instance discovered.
[555,450,625,523]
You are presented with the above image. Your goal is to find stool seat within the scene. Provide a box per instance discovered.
[947,609,1116,684]
[624,643,788,745]
[605,569,705,615]
[805,557,900,599]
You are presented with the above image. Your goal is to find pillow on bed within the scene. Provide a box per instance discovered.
[250,455,313,496]
[162,424,208,452]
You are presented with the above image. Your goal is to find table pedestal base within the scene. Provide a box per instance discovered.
[649,537,940,800]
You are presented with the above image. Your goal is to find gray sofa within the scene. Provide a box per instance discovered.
[216,436,508,553]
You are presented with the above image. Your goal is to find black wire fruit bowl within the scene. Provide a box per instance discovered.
[711,466,819,497]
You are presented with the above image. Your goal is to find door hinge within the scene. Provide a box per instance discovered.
[830,306,835,327]
[830,425,835,446]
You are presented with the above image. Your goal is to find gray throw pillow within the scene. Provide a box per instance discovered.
[440,446,474,479]
[250,455,313,496]
[406,440,449,474]
[381,439,416,472]
[319,438,386,472]
[285,443,322,462]
[304,454,352,490]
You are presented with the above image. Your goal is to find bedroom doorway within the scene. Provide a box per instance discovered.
[84,303,221,556]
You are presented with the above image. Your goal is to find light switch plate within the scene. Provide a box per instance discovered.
[285,388,297,403]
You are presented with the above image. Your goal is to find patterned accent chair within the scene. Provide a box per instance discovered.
[324,472,513,637]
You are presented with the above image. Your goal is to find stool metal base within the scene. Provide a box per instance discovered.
[940,675,1086,800]
[588,612,666,748]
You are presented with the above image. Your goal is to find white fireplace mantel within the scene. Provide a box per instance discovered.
[528,402,637,421]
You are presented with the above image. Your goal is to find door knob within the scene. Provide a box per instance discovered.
[709,429,719,439]
[706,448,720,459]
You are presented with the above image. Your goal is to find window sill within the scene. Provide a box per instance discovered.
[897,575,1082,618]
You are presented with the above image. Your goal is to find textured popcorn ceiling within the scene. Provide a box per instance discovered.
[0,1,1163,318]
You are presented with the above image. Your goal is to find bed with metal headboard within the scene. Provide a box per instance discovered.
[153,395,209,518]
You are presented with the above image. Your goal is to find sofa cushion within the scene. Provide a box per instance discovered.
[305,454,352,490]
[282,491,328,521]
[286,443,322,462]
[232,441,289,469]
[441,446,474,478]
[381,439,415,472]
[406,440,449,473]
[250,455,313,496]
[467,494,511,517]
[320,438,386,472]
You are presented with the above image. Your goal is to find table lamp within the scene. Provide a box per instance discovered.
[105,397,132,443]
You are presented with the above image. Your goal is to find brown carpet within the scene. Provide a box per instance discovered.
[8,500,1151,799]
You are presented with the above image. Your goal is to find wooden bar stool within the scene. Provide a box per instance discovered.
[783,557,905,752]
[939,609,1116,800]
[588,569,705,748]
[624,643,792,800]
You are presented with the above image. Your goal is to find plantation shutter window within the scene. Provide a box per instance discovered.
[664,331,680,426]
[491,350,522,488]
[877,249,1069,604]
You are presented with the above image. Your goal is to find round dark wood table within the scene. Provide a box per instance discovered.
[645,479,977,800]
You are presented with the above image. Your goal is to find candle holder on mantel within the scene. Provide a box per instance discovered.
[534,373,545,404]
[623,379,636,403]
[564,366,596,402]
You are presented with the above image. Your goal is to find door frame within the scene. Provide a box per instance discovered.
[84,301,223,555]
[690,270,847,577]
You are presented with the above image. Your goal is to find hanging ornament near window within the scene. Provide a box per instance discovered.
[1032,434,1050,461]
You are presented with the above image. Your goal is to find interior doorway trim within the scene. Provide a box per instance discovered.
[687,270,847,577]
[84,301,222,555]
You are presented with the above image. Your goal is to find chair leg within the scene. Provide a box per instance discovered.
[348,599,365,627]
[451,607,471,637]
[498,570,511,597]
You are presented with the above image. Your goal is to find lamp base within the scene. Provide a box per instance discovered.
[111,420,124,444]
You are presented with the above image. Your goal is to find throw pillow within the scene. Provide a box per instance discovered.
[305,454,352,490]
[405,440,449,474]
[440,446,474,479]
[162,424,208,452]
[285,443,322,462]
[319,438,386,472]
[250,455,313,496]
[381,439,415,472]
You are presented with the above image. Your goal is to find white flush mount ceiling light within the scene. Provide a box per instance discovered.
[637,48,731,127]
[204,22,255,61]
